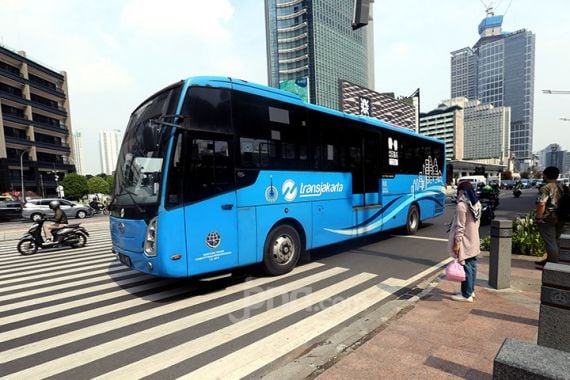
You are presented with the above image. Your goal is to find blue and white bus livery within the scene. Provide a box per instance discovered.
[110,76,446,278]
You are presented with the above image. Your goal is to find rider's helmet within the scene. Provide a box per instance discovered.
[49,200,60,210]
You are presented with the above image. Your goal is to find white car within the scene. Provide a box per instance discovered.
[22,198,93,221]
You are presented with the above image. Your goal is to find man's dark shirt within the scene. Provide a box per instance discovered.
[54,208,68,224]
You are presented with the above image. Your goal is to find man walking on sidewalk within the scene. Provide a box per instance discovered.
[534,166,563,268]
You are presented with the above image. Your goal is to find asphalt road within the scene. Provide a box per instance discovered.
[0,189,537,378]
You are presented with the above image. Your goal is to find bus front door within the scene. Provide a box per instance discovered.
[185,192,238,276]
[184,137,239,276]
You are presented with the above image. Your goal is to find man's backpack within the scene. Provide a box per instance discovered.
[559,185,570,222]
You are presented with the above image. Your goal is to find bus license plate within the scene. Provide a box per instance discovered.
[118,253,132,267]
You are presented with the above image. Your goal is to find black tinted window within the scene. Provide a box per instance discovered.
[182,87,233,134]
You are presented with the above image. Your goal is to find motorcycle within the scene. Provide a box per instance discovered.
[17,217,89,255]
[480,199,495,226]
[513,189,522,198]
[90,204,109,215]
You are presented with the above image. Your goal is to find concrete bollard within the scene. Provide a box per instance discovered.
[538,262,570,352]
[489,219,512,290]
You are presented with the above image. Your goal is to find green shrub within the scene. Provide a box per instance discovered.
[479,212,545,256]
[511,213,545,256]
[480,236,491,251]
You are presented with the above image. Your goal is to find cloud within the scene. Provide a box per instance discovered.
[121,0,234,40]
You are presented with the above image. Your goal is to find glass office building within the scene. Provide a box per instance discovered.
[450,15,535,168]
[265,0,374,110]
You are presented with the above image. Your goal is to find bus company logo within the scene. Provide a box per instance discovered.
[205,232,221,249]
[265,185,279,202]
[282,179,298,202]
[299,181,344,197]
[388,137,399,166]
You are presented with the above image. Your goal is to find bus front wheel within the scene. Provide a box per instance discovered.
[263,224,302,276]
[406,205,420,235]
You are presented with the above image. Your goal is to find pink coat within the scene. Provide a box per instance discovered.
[447,201,481,262]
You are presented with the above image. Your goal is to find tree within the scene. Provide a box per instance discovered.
[520,171,530,179]
[105,176,115,192]
[88,176,110,195]
[61,173,88,200]
[96,173,108,179]
[502,170,513,180]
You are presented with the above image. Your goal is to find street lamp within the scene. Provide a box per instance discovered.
[20,148,30,203]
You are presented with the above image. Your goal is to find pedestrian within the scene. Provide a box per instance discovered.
[448,180,481,302]
[534,166,563,268]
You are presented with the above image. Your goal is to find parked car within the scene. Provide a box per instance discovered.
[0,200,24,221]
[22,198,93,221]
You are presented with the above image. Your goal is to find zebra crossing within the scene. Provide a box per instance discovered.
[0,222,449,379]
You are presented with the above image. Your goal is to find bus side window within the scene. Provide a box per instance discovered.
[185,138,234,203]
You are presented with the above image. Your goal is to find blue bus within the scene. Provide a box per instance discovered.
[110,77,445,278]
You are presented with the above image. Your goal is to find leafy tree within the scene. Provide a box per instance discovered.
[105,175,115,192]
[96,173,108,179]
[61,173,88,200]
[520,171,530,179]
[88,176,110,194]
[502,170,512,180]
[85,174,93,180]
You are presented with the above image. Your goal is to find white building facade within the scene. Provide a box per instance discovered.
[461,99,510,165]
[71,131,85,175]
[99,130,121,175]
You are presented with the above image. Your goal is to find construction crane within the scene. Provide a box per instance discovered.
[543,90,570,94]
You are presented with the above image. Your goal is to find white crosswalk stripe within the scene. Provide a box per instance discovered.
[0,221,444,378]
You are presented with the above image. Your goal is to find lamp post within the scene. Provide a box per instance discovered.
[20,148,30,203]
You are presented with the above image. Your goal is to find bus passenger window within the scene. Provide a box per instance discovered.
[186,138,234,203]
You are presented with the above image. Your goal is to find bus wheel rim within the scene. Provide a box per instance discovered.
[272,235,295,265]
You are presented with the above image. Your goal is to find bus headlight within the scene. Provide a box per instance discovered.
[144,217,158,257]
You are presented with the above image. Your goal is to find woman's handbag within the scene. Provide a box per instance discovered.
[446,259,466,282]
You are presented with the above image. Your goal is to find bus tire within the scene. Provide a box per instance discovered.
[406,204,420,235]
[263,224,302,276]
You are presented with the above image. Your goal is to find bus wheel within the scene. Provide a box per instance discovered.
[406,205,420,235]
[263,225,302,276]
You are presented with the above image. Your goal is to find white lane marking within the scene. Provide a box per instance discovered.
[97,272,377,379]
[1,263,327,362]
[4,266,344,377]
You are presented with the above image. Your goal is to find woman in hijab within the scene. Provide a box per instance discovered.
[449,180,482,302]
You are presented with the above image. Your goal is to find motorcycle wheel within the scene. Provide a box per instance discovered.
[18,239,38,256]
[71,233,87,248]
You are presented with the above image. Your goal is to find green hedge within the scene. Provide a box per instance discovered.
[480,212,545,256]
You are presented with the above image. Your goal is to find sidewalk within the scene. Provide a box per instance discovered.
[317,253,544,379]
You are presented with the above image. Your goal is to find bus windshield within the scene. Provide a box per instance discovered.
[113,85,181,208]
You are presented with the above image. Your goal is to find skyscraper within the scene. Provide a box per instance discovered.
[450,14,535,169]
[265,0,374,110]
[71,131,85,175]
[99,130,121,175]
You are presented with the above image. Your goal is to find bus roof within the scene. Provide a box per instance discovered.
[174,76,443,145]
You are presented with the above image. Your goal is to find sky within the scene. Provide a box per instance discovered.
[1,0,569,175]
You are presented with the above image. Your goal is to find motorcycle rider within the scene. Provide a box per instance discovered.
[89,198,100,213]
[43,200,68,241]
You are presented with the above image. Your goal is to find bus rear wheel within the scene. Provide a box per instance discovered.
[406,205,420,235]
[263,224,302,276]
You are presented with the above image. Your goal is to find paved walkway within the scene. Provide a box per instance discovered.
[317,252,545,379]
